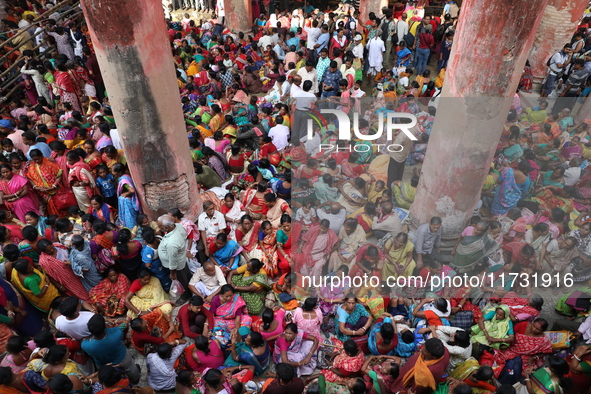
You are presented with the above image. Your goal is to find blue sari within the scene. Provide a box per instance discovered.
[224,327,271,375]
[213,240,242,269]
[492,167,530,215]
[368,317,397,356]
[117,175,141,229]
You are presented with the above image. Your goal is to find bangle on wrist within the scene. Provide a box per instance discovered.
[575,355,582,361]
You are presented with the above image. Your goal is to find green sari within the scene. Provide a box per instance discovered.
[231,272,270,315]
[470,304,512,350]
[393,182,416,209]
[451,233,499,270]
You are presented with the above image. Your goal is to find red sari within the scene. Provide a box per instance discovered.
[39,244,89,301]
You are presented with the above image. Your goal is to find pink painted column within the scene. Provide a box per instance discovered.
[80,0,202,220]
[409,0,549,240]
[225,0,252,33]
[359,0,389,24]
[528,0,588,84]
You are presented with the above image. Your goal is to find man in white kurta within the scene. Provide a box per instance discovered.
[366,36,385,76]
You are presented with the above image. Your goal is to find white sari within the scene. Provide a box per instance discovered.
[225,200,244,240]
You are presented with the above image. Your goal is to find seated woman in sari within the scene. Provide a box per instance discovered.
[480,319,552,381]
[336,295,373,350]
[258,220,279,276]
[112,163,141,229]
[209,284,252,343]
[390,338,449,394]
[66,150,98,211]
[89,195,116,224]
[273,323,319,377]
[0,366,30,393]
[0,164,39,222]
[502,133,524,163]
[225,328,271,375]
[393,177,418,209]
[539,237,578,293]
[26,149,74,216]
[383,232,416,279]
[361,356,401,394]
[512,355,571,394]
[209,233,242,271]
[18,225,42,263]
[0,277,43,338]
[241,182,269,221]
[524,222,551,259]
[25,345,87,387]
[227,258,270,315]
[341,152,365,179]
[124,269,174,319]
[294,220,339,278]
[221,193,244,240]
[470,305,515,353]
[450,221,499,273]
[491,161,531,216]
[314,174,340,205]
[88,267,130,317]
[368,313,398,356]
[185,335,225,372]
[338,177,368,214]
[568,345,591,393]
[11,258,60,314]
[447,359,497,394]
[236,215,263,262]
[37,239,89,301]
[276,214,292,277]
[321,339,366,385]
[262,192,292,229]
[328,218,366,272]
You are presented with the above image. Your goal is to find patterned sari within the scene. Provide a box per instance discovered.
[259,229,279,276]
[273,330,317,376]
[322,349,365,384]
[393,182,416,209]
[337,182,367,213]
[69,159,97,211]
[25,157,71,216]
[39,244,89,301]
[0,175,39,222]
[89,273,130,317]
[451,233,499,270]
[239,221,263,260]
[231,270,270,315]
[127,276,172,318]
[492,167,530,215]
[213,294,252,335]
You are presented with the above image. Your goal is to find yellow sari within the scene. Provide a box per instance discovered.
[127,276,172,318]
[383,238,416,279]
[11,268,59,313]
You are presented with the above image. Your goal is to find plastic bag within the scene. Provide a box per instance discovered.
[169,279,185,298]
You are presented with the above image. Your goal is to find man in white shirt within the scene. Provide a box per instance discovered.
[188,260,226,302]
[268,116,290,151]
[317,202,347,235]
[258,29,273,50]
[304,19,321,50]
[198,201,226,254]
[394,18,409,45]
[297,60,319,93]
[55,297,95,341]
[366,33,385,76]
[351,34,364,59]
[541,44,573,97]
[564,158,583,186]
[291,80,317,146]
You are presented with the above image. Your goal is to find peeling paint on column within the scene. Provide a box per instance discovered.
[225,0,252,32]
[528,0,588,83]
[80,0,202,220]
[409,0,549,236]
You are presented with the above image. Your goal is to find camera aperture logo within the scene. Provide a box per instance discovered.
[306,109,418,153]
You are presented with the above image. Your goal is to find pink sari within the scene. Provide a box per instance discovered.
[213,294,252,333]
[0,175,39,222]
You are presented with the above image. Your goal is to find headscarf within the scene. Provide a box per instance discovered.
[401,352,443,392]
[471,304,512,350]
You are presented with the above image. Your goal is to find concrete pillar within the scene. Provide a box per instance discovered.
[225,0,252,33]
[80,0,202,220]
[577,96,591,122]
[528,0,588,84]
[409,0,549,244]
[359,0,389,24]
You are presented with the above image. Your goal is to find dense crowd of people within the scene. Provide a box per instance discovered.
[0,0,589,393]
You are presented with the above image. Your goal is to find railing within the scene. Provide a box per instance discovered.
[0,0,83,101]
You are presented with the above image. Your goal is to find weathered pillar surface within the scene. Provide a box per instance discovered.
[529,0,588,83]
[80,0,202,220]
[359,0,389,24]
[225,0,252,33]
[577,96,591,122]
[410,0,549,238]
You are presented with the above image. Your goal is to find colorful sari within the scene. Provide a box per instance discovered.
[294,224,339,278]
[212,240,242,270]
[393,182,416,209]
[368,317,396,356]
[0,175,39,222]
[449,358,497,394]
[492,167,530,215]
[25,157,72,216]
[259,229,279,276]
[322,349,365,384]
[470,304,512,350]
[335,303,370,342]
[224,327,271,375]
[11,268,59,313]
[451,233,499,270]
[39,244,89,301]
[117,175,141,229]
[89,273,130,317]
[238,221,262,260]
[338,182,367,213]
[383,237,416,279]
[127,276,172,318]
[231,270,270,315]
[0,279,43,337]
[266,198,289,228]
[330,225,366,272]
[131,307,182,354]
[273,330,317,376]
[69,159,97,211]
[213,294,252,334]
